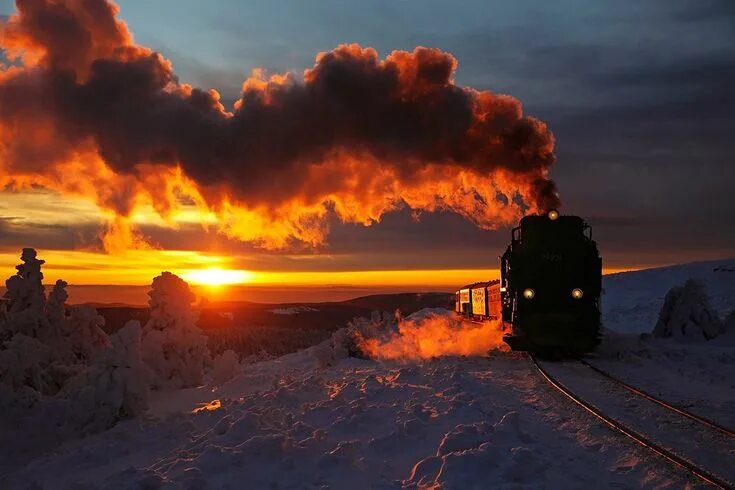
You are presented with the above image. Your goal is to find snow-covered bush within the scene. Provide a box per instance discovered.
[347,310,400,355]
[61,321,149,433]
[0,333,54,393]
[313,311,396,368]
[212,349,240,383]
[312,328,349,369]
[653,279,724,340]
[141,272,210,389]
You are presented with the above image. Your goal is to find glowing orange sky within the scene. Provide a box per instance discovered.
[0,188,655,291]
[0,247,635,287]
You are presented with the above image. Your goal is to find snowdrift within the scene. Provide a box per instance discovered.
[602,258,735,334]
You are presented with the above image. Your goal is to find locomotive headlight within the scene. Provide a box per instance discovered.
[548,209,559,220]
[571,288,584,299]
[523,288,535,300]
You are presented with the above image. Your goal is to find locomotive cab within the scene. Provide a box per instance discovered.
[501,210,602,353]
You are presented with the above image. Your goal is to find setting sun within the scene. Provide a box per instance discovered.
[181,268,255,287]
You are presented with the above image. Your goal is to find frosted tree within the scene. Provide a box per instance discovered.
[2,248,50,339]
[4,249,46,313]
[45,279,110,362]
[45,279,68,328]
[141,272,210,389]
[0,249,70,394]
[0,333,53,394]
[61,320,149,433]
[66,305,111,361]
[0,250,111,396]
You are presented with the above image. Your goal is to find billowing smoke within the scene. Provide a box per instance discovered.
[0,0,559,250]
[355,310,508,360]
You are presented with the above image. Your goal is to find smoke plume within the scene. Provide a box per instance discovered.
[356,310,508,360]
[0,0,559,250]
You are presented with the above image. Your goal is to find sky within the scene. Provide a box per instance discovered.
[0,0,733,296]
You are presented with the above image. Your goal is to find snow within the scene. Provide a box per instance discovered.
[60,320,150,434]
[0,253,223,479]
[1,257,734,487]
[589,330,735,428]
[3,349,698,488]
[269,305,319,315]
[603,258,735,334]
[539,356,735,484]
[212,350,241,384]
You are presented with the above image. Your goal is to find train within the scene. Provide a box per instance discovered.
[455,210,602,354]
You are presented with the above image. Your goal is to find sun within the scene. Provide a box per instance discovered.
[182,268,255,287]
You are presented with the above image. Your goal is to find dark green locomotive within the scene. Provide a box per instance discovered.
[500,210,602,353]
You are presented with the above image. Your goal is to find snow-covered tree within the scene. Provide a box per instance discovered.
[66,305,111,361]
[4,248,46,315]
[0,250,112,396]
[141,272,210,389]
[61,320,149,433]
[0,249,75,394]
[45,279,68,328]
[653,279,724,340]
[46,279,110,362]
[2,248,51,340]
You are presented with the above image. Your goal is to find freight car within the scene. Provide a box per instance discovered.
[455,210,602,354]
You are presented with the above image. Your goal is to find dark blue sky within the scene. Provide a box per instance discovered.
[1,0,733,269]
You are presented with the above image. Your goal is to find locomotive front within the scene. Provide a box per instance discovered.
[501,210,602,353]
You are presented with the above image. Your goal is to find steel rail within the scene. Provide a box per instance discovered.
[579,359,735,439]
[530,355,731,490]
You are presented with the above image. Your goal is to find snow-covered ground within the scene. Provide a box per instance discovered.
[2,258,734,488]
[6,347,698,489]
[589,330,735,429]
[602,258,735,334]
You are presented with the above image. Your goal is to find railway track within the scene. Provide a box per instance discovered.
[531,355,735,489]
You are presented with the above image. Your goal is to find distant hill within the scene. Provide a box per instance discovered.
[602,258,735,334]
[96,291,454,333]
[343,292,453,312]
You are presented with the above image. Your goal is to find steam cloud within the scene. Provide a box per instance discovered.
[356,311,509,360]
[0,0,559,250]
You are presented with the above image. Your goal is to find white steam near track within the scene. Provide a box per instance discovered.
[0,256,734,487]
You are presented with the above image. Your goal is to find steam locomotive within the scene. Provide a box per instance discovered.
[455,210,602,354]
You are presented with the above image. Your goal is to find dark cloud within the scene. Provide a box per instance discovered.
[0,216,101,250]
[669,0,735,23]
